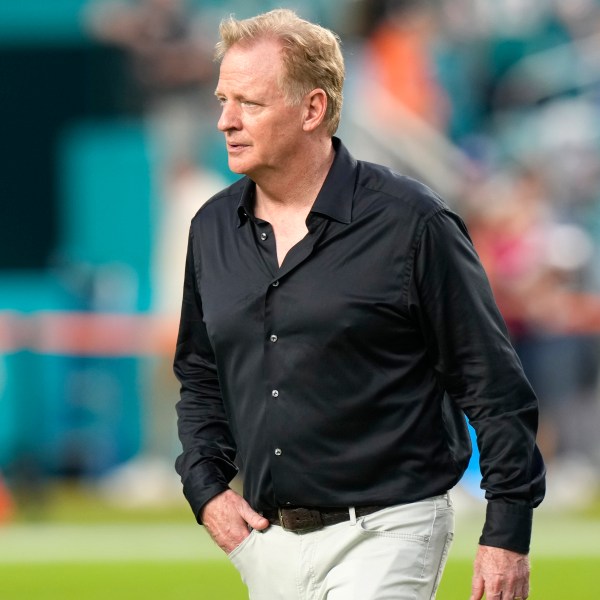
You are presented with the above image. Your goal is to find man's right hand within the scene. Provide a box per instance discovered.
[200,489,270,554]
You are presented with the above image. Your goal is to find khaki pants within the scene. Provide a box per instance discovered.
[228,494,455,600]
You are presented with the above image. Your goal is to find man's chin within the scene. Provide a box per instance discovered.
[227,161,244,174]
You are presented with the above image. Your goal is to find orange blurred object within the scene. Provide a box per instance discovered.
[0,475,14,523]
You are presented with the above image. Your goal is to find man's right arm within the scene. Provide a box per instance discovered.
[173,228,238,522]
[174,228,269,550]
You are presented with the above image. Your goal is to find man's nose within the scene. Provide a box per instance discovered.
[218,103,241,131]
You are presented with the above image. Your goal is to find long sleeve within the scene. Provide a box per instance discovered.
[408,208,545,553]
[173,228,238,522]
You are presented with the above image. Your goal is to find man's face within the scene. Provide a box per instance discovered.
[215,39,306,179]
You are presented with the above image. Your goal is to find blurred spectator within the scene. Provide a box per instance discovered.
[360,0,450,131]
[85,0,217,183]
[0,472,14,523]
[552,0,600,42]
[464,165,600,480]
[152,163,227,315]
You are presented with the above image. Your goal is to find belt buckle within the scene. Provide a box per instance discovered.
[277,507,324,533]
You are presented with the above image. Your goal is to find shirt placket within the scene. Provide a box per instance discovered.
[259,216,328,503]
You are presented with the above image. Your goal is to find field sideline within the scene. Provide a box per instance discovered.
[1,505,599,563]
[0,506,598,599]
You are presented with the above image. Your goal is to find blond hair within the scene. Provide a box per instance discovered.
[215,9,345,135]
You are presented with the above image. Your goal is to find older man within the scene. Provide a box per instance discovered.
[174,9,545,600]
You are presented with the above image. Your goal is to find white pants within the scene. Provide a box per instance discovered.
[228,494,455,600]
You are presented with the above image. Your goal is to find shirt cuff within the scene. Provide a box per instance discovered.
[479,501,533,554]
[183,481,230,525]
[179,460,235,524]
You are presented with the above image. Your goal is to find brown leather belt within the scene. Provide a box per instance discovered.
[262,505,385,533]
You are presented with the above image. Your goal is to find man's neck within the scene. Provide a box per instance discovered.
[254,138,335,213]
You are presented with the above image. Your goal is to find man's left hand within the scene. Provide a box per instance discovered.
[470,545,530,600]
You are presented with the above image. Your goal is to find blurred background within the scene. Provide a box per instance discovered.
[1,0,600,597]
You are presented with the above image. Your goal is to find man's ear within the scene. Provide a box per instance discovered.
[302,88,328,132]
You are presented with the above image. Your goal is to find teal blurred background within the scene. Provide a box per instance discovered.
[0,0,355,499]
[1,0,600,571]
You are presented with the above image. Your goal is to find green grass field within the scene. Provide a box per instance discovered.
[1,484,598,599]
[1,557,598,599]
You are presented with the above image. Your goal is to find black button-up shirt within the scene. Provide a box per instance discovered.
[174,138,545,554]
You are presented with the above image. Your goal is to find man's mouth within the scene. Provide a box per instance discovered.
[227,141,248,151]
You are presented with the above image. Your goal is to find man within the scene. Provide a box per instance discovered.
[174,9,545,600]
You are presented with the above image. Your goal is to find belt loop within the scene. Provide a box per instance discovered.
[349,506,357,526]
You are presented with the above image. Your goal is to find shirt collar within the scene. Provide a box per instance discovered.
[236,137,357,227]
[310,137,356,225]
[237,180,255,227]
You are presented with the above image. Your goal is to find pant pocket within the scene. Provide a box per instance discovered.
[227,528,257,564]
[358,500,437,542]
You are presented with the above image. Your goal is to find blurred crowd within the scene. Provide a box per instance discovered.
[3,0,600,518]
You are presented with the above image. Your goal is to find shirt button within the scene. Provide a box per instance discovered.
[260,232,268,241]
[271,389,279,397]
[272,280,280,287]
[270,334,278,343]
[274,448,282,456]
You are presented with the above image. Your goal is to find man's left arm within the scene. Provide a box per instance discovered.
[408,208,546,598]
